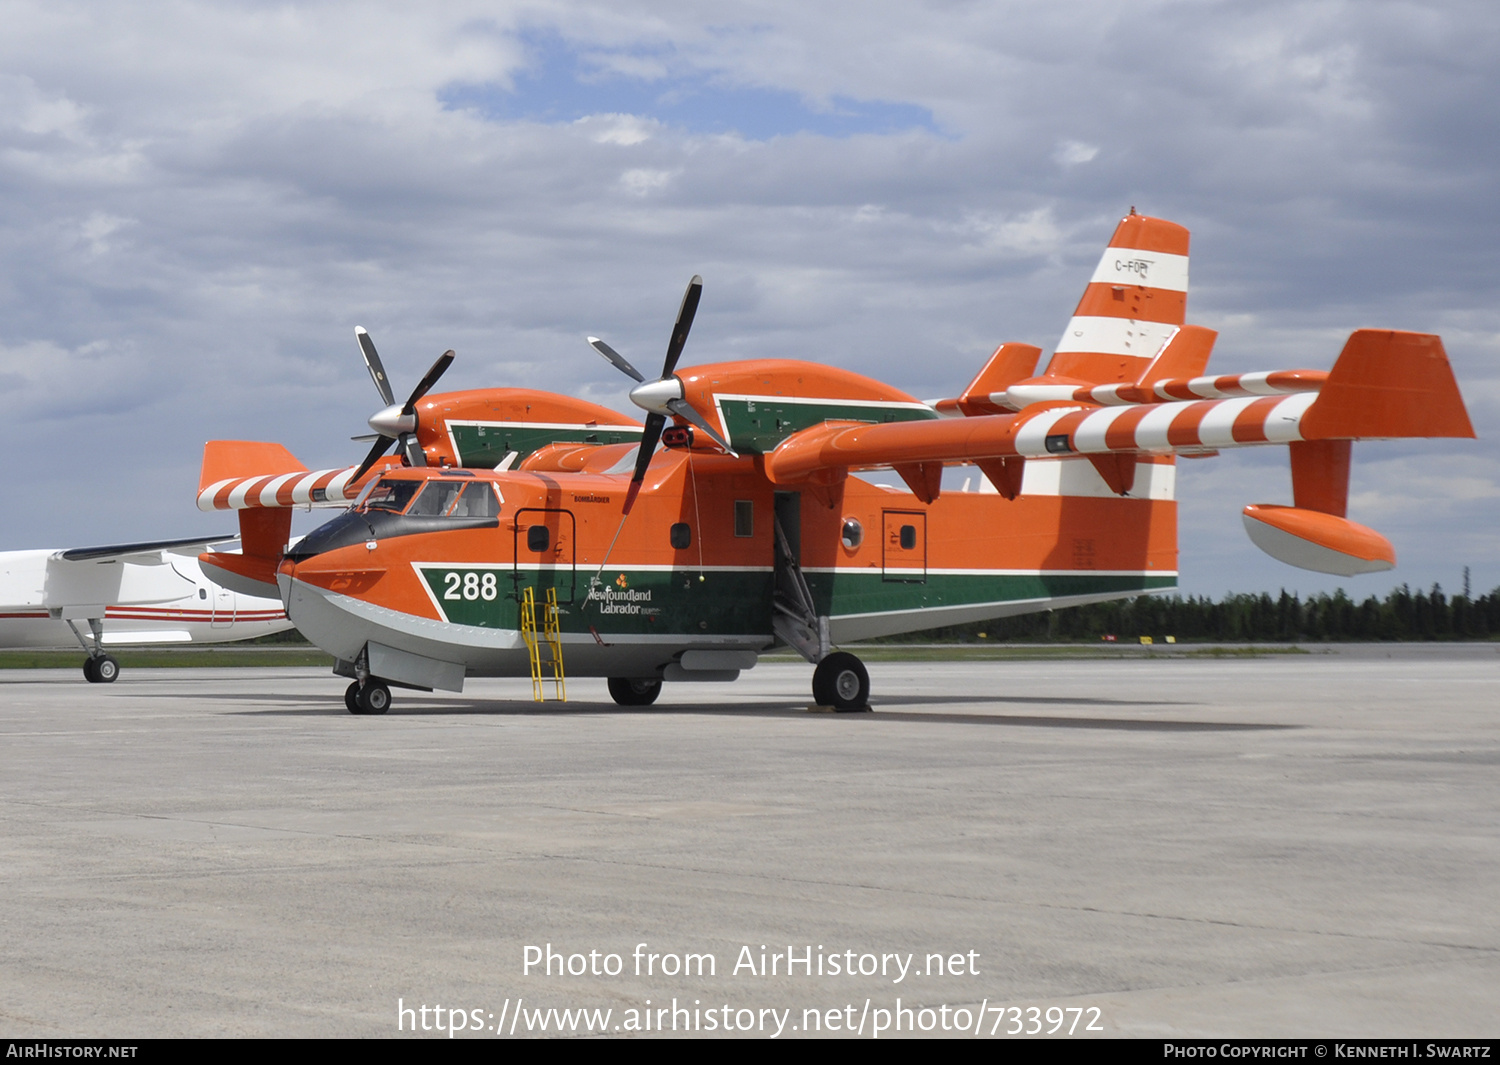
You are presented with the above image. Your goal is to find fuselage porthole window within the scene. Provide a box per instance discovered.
[670,523,692,550]
[527,525,550,552]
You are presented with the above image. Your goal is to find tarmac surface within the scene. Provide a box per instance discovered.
[1,644,1497,1039]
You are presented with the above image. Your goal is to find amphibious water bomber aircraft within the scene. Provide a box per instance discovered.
[195,212,1474,713]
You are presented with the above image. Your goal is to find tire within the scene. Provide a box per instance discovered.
[94,656,119,683]
[607,677,662,706]
[82,657,99,683]
[344,682,362,714]
[357,681,391,715]
[812,652,869,711]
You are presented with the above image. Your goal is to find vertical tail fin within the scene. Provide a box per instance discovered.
[1045,211,1190,385]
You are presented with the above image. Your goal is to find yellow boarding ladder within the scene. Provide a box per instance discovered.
[520,586,567,703]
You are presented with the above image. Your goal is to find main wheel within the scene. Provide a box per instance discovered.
[94,656,119,683]
[607,677,662,706]
[357,681,392,715]
[344,682,362,714]
[812,652,869,711]
[82,657,99,683]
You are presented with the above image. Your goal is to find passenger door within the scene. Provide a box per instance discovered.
[512,508,577,607]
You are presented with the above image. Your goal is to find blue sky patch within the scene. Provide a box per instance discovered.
[441,30,941,140]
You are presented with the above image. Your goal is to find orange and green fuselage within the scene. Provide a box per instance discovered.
[277,447,1176,679]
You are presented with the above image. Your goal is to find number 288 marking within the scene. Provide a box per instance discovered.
[443,571,498,602]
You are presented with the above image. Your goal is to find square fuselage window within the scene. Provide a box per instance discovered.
[734,500,753,538]
[670,523,692,549]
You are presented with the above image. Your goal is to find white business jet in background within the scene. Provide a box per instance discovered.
[0,535,293,683]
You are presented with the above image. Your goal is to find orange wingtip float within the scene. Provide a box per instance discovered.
[197,211,1474,713]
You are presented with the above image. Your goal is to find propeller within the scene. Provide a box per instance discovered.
[588,275,735,513]
[349,326,455,485]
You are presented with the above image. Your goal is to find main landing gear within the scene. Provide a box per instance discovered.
[82,654,120,684]
[345,680,392,715]
[812,652,870,711]
[607,677,662,706]
[66,618,119,684]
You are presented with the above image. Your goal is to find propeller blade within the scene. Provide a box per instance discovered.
[661,275,702,377]
[623,412,666,514]
[350,435,396,486]
[401,350,455,414]
[665,397,737,455]
[589,337,645,383]
[355,327,396,408]
[400,433,426,468]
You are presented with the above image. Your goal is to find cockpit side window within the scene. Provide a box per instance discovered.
[454,483,499,518]
[365,479,423,513]
[406,480,465,517]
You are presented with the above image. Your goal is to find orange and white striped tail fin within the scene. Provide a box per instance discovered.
[1045,211,1190,385]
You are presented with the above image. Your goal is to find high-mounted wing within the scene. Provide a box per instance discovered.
[755,329,1472,576]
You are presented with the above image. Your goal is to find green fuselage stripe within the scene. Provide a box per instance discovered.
[715,398,936,454]
[448,424,642,469]
[417,566,1174,636]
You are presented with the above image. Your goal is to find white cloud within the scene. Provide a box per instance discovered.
[0,0,1493,596]
[618,167,674,195]
[580,113,659,145]
[1052,140,1098,167]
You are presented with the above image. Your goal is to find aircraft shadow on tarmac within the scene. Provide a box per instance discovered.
[184,691,1295,732]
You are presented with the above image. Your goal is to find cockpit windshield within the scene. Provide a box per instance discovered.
[363,477,500,518]
[364,479,423,513]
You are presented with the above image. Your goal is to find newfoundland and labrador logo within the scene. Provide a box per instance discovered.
[587,574,653,614]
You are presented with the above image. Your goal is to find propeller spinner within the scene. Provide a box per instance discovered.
[350,327,455,484]
[589,275,735,513]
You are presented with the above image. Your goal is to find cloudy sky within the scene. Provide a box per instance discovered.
[3,0,1496,599]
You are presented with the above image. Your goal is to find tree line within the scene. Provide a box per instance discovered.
[908,584,1500,643]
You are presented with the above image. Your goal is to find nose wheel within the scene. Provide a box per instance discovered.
[812,652,869,711]
[346,680,392,714]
